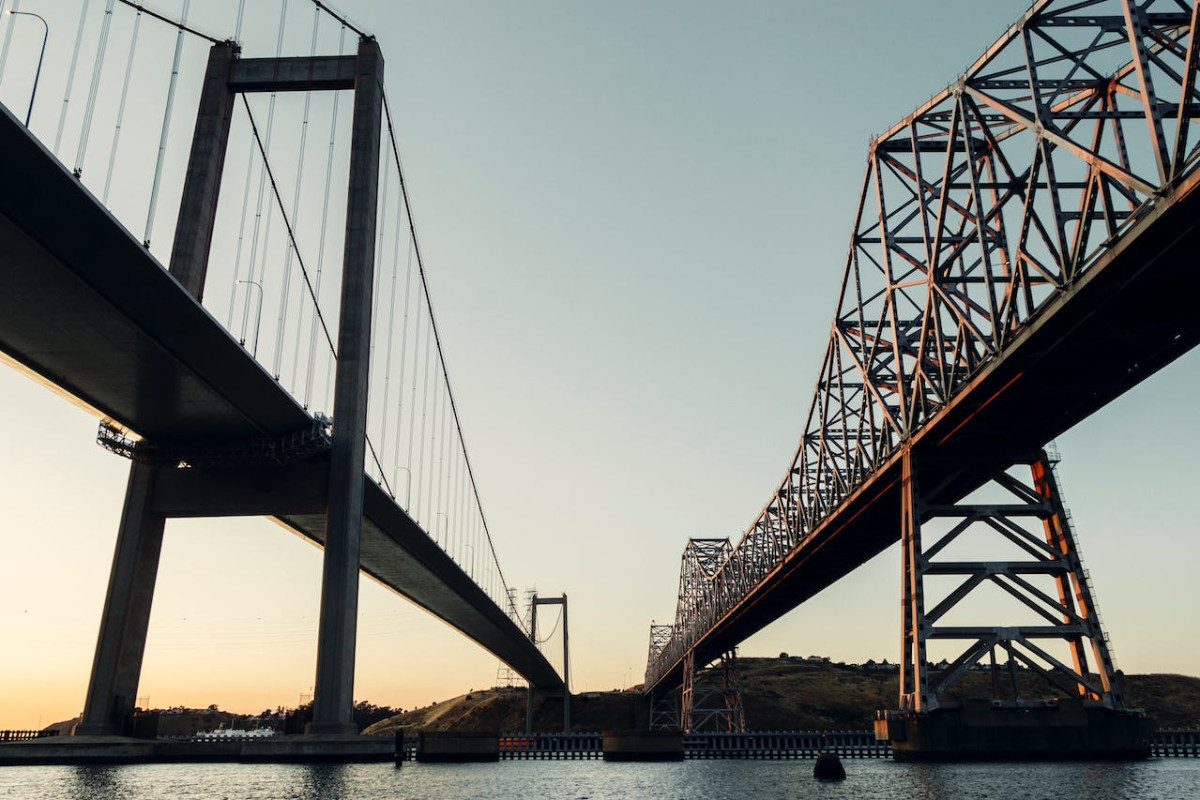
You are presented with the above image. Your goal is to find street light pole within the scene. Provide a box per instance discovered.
[393,465,412,508]
[7,10,48,128]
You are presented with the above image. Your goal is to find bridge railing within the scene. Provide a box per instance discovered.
[648,0,1200,688]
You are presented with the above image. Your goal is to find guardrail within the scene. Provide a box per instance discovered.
[1151,730,1200,757]
[0,730,60,742]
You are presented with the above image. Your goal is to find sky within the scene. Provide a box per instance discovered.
[1,0,1198,730]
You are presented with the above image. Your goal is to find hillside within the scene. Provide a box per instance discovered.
[365,657,1200,735]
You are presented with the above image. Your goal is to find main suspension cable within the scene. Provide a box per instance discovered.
[115,0,224,44]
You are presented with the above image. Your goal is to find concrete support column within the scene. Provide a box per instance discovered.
[168,41,237,300]
[310,37,384,735]
[77,462,166,735]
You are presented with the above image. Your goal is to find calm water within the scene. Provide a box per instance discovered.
[0,759,1197,799]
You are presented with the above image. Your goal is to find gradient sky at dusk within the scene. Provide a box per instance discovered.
[1,0,1197,730]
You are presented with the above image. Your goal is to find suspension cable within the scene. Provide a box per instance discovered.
[391,237,416,496]
[53,0,90,153]
[0,0,19,88]
[381,90,517,609]
[234,0,246,42]
[75,0,115,176]
[271,2,320,379]
[240,95,336,356]
[379,164,405,474]
[307,0,368,39]
[227,131,258,329]
[405,299,423,511]
[241,0,288,341]
[303,25,346,409]
[115,0,224,44]
[143,0,189,247]
[538,607,564,646]
[103,7,142,204]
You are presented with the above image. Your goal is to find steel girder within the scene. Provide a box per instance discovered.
[647,0,1200,690]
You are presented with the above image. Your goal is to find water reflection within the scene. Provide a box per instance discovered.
[907,762,955,800]
[67,765,124,800]
[301,764,348,800]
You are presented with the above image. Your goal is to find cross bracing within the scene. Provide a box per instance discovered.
[647,0,1200,690]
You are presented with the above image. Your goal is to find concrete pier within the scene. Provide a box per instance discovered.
[879,701,1154,761]
[415,732,500,763]
[0,735,393,765]
[601,731,684,761]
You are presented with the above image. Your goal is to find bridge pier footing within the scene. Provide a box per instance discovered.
[881,704,1153,761]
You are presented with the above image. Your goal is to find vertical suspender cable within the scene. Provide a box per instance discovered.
[228,135,259,329]
[103,8,141,204]
[271,3,319,380]
[415,313,433,523]
[241,0,288,344]
[76,0,115,176]
[434,379,448,534]
[379,162,405,474]
[404,298,423,507]
[234,0,247,42]
[427,370,442,538]
[450,445,462,560]
[0,0,20,88]
[303,26,345,409]
[54,0,91,154]
[381,98,517,605]
[143,0,190,248]
[368,162,390,405]
[391,237,415,494]
[435,382,449,527]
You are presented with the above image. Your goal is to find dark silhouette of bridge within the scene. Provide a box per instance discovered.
[646,0,1200,755]
[0,7,560,737]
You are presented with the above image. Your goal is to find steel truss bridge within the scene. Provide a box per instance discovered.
[647,0,1200,730]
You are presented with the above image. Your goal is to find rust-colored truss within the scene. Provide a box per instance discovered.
[648,0,1200,690]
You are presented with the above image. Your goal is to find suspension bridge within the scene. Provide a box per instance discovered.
[0,0,562,738]
[646,0,1200,758]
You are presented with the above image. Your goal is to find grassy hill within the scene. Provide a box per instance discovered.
[365,657,1200,735]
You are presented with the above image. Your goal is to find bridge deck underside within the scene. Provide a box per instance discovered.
[0,107,561,690]
[654,169,1200,693]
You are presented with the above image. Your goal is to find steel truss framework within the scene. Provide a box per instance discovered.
[681,649,747,734]
[900,448,1121,712]
[647,0,1200,690]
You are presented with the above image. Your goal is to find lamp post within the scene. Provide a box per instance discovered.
[393,465,411,508]
[7,10,48,128]
[236,279,264,357]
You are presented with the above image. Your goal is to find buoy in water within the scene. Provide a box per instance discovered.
[813,751,846,780]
